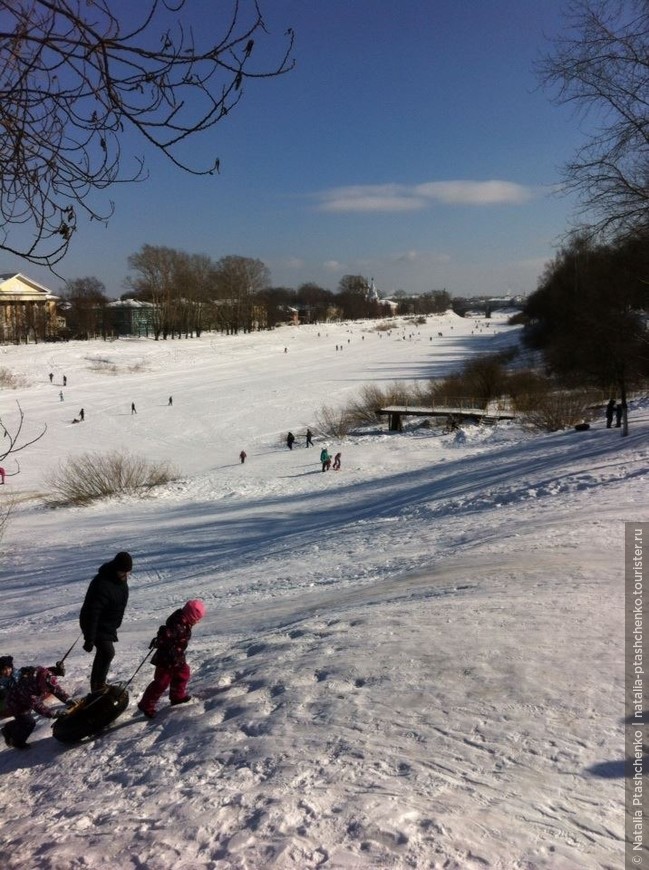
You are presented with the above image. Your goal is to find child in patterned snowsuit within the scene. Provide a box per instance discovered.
[137,599,205,719]
[1,655,66,717]
[2,665,73,748]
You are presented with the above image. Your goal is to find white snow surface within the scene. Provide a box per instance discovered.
[0,313,640,869]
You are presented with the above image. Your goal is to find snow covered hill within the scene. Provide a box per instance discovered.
[0,313,640,868]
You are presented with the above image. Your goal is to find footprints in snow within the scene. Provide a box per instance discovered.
[196,615,378,735]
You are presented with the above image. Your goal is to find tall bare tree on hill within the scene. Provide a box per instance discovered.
[0,0,294,268]
[538,0,649,238]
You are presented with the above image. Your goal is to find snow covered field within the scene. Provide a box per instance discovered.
[0,311,641,869]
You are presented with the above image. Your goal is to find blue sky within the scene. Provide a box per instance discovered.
[9,0,587,299]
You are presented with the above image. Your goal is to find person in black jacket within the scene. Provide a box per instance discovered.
[79,551,132,691]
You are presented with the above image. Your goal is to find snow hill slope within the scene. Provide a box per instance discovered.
[0,313,641,869]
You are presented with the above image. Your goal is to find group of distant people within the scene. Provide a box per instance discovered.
[1,550,206,748]
[287,429,314,450]
[48,371,174,422]
[605,398,625,428]
[238,429,342,473]
[291,432,341,472]
[320,448,341,472]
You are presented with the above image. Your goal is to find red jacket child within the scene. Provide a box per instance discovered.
[137,599,205,719]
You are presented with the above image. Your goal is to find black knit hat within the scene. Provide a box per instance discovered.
[0,655,14,670]
[113,551,133,572]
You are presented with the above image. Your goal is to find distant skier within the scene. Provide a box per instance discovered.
[79,408,85,422]
[138,599,206,719]
[168,396,173,406]
[332,452,341,470]
[239,450,247,464]
[305,429,314,447]
[286,432,295,450]
[320,447,331,472]
[59,391,64,402]
[131,402,137,415]
[48,372,53,383]
[63,375,67,387]
[79,551,132,692]
[605,398,615,428]
[615,402,624,427]
[2,664,74,749]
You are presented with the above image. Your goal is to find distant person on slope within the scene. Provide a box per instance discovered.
[79,551,132,692]
[239,450,247,464]
[320,447,331,472]
[138,599,206,719]
[332,452,341,470]
[605,398,615,428]
[286,432,295,450]
[305,429,314,447]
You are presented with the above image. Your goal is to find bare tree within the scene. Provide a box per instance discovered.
[0,0,294,267]
[538,0,649,238]
[127,244,182,339]
[214,255,270,333]
[63,276,109,339]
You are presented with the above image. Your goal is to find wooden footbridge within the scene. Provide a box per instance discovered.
[376,402,517,431]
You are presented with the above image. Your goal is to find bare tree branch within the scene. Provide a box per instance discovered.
[538,0,649,238]
[0,401,48,467]
[0,0,294,267]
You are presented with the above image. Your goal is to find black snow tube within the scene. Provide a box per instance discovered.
[52,685,129,743]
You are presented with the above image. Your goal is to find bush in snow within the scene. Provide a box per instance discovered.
[427,353,513,409]
[345,382,426,427]
[45,450,178,506]
[314,404,355,438]
[517,389,599,432]
[0,367,27,388]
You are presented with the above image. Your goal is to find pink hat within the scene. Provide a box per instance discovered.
[183,599,206,624]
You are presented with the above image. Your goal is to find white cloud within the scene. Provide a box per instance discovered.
[393,249,451,265]
[415,180,532,205]
[318,184,426,213]
[315,179,533,213]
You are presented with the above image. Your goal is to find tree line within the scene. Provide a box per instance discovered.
[517,230,649,424]
[60,246,452,340]
[517,0,649,435]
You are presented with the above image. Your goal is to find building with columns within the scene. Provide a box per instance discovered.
[0,273,60,343]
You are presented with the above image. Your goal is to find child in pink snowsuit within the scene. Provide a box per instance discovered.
[138,599,205,719]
